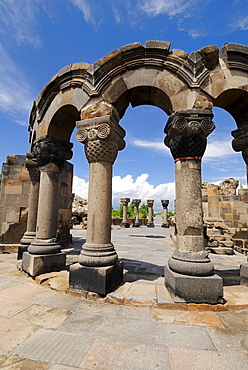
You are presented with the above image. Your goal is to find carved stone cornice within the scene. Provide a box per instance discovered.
[220,43,248,72]
[76,115,126,164]
[164,109,215,161]
[32,136,73,171]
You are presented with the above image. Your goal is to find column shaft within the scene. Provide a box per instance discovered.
[86,162,112,245]
[36,169,59,240]
[175,159,204,252]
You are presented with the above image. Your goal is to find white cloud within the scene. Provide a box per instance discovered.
[0,44,33,120]
[73,174,175,210]
[138,0,193,17]
[234,15,248,31]
[69,0,92,23]
[0,0,41,47]
[130,138,170,154]
[203,137,235,161]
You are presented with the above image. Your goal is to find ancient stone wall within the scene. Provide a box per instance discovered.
[0,155,73,248]
[202,179,248,228]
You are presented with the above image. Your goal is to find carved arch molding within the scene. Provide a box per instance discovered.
[28,41,248,162]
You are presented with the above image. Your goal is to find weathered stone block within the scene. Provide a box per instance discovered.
[240,263,248,286]
[69,262,123,295]
[22,251,66,276]
[164,264,223,304]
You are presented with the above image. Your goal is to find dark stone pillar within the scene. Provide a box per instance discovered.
[164,109,223,304]
[22,136,73,276]
[69,114,126,295]
[132,199,141,227]
[19,153,40,259]
[147,200,154,227]
[232,126,248,286]
[161,200,169,228]
[120,198,130,228]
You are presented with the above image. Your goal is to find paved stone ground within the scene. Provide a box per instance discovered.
[0,226,247,369]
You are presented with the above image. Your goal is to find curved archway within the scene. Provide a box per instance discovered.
[23,40,248,302]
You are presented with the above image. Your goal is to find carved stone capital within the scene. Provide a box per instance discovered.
[25,153,40,184]
[161,200,169,208]
[147,199,154,207]
[232,126,248,165]
[76,115,126,164]
[164,109,215,161]
[132,199,141,207]
[32,136,73,172]
[120,198,130,206]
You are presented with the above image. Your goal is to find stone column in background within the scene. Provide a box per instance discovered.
[164,109,223,303]
[161,200,169,228]
[19,153,40,259]
[232,126,248,286]
[120,198,130,228]
[147,199,154,227]
[22,136,73,276]
[70,111,126,294]
[132,199,141,227]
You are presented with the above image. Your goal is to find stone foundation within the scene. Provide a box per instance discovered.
[21,251,66,276]
[69,262,123,295]
[164,264,223,304]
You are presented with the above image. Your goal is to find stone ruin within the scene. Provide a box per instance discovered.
[71,195,88,228]
[1,40,248,302]
[202,178,248,255]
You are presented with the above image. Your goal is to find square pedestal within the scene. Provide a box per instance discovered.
[164,264,223,304]
[69,262,123,295]
[240,262,248,286]
[22,251,66,276]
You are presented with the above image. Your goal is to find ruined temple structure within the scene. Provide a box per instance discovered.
[0,155,73,254]
[18,40,248,302]
[202,178,248,255]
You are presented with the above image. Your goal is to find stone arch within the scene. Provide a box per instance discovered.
[22,40,248,303]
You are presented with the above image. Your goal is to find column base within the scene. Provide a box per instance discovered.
[147,222,154,228]
[161,223,169,228]
[133,222,140,227]
[21,251,66,276]
[18,245,28,260]
[69,262,123,295]
[120,221,130,228]
[240,262,248,286]
[164,264,223,304]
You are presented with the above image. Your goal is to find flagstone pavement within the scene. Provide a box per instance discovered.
[0,226,247,369]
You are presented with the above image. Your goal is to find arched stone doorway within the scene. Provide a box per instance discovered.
[21,41,248,303]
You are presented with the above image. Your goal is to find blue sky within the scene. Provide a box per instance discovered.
[0,0,248,210]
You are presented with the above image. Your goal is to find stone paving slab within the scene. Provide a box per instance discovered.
[0,296,33,318]
[80,337,169,369]
[0,317,35,352]
[13,304,72,329]
[154,322,217,350]
[0,355,49,369]
[169,347,248,370]
[12,329,94,367]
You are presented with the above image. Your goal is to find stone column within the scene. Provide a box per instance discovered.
[132,199,141,227]
[69,114,126,294]
[164,109,223,304]
[232,126,248,286]
[120,198,130,228]
[147,200,154,227]
[19,153,40,259]
[161,200,169,228]
[22,136,73,276]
